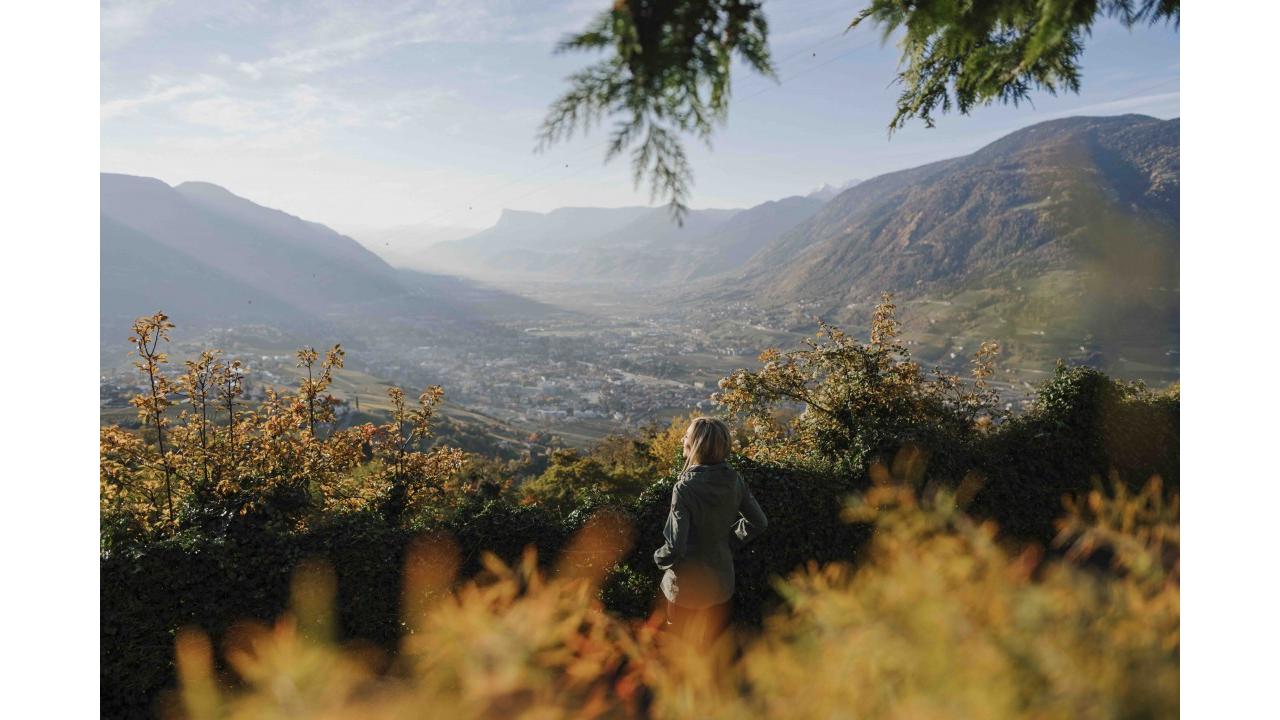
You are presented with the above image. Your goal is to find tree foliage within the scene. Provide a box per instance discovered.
[547,0,1178,216]
[519,429,680,513]
[539,0,774,223]
[128,312,178,522]
[852,0,1179,130]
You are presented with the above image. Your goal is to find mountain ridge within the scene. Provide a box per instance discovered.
[728,114,1178,306]
[100,173,555,339]
[425,195,835,285]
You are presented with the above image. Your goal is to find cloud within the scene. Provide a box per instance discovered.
[101,74,225,120]
[103,0,267,52]
[1043,89,1180,120]
[101,0,172,50]
[163,82,459,140]
[172,95,271,133]
[233,1,508,79]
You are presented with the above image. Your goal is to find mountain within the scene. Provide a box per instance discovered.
[428,194,829,286]
[438,206,651,258]
[427,206,668,278]
[100,174,551,339]
[740,158,966,280]
[737,114,1177,300]
[102,215,310,333]
[566,206,742,280]
[102,174,400,314]
[807,179,862,201]
[670,195,826,281]
[721,114,1179,374]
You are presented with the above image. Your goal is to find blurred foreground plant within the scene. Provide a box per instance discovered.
[170,467,1178,719]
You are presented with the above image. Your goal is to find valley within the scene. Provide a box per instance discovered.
[101,277,1160,449]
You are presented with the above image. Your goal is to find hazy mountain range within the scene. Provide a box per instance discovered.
[722,114,1179,372]
[344,180,862,278]
[100,173,548,341]
[422,115,1173,310]
[420,196,834,285]
[418,115,1175,304]
[405,113,1177,372]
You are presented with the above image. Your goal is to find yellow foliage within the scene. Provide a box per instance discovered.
[101,314,466,543]
[647,414,692,470]
[713,294,1003,470]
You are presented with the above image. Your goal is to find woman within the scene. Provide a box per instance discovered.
[653,417,768,644]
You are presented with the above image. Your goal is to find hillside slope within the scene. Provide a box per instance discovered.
[736,115,1178,304]
[100,174,553,337]
[102,174,402,313]
[101,216,312,338]
[430,205,743,283]
[673,195,826,281]
[714,115,1178,376]
[429,206,653,276]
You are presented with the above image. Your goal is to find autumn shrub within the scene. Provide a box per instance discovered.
[518,421,695,514]
[714,294,1001,481]
[100,313,464,552]
[101,498,580,719]
[704,474,1179,719]
[713,296,1178,546]
[101,453,860,717]
[519,447,649,512]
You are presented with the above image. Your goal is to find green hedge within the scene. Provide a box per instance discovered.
[103,520,401,719]
[971,366,1179,543]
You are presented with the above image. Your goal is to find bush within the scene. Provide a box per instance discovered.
[972,365,1179,543]
[713,295,1001,479]
[101,500,577,719]
[100,315,465,552]
[104,420,1177,717]
[102,517,402,719]
[518,447,649,512]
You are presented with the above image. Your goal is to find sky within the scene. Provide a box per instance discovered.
[101,0,1180,234]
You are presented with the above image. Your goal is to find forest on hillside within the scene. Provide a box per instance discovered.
[101,297,1179,719]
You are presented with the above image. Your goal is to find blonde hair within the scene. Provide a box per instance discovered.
[683,416,732,472]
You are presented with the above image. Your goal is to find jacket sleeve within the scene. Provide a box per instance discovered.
[653,482,690,571]
[730,475,768,550]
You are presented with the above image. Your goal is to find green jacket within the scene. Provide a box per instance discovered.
[653,462,768,608]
